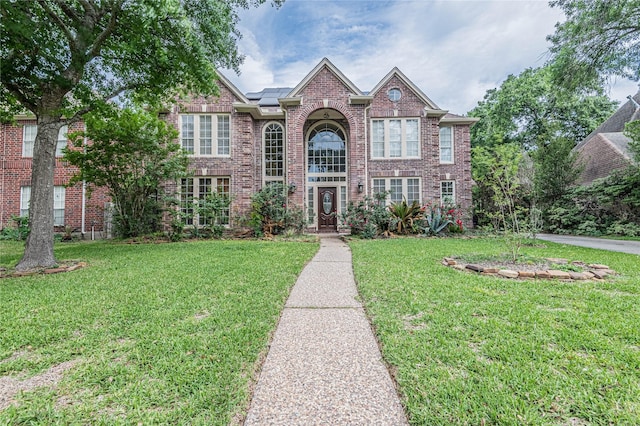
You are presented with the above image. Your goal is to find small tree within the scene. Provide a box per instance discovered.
[64,106,188,238]
[473,143,528,260]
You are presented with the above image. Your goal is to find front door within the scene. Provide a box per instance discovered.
[318,187,337,232]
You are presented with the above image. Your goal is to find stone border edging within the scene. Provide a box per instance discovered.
[443,258,617,281]
[0,261,87,279]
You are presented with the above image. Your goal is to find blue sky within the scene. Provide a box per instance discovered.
[223,0,638,115]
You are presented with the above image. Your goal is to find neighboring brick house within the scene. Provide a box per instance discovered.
[1,58,478,234]
[575,90,640,185]
[0,118,109,235]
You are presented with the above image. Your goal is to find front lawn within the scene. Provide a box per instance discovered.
[0,239,318,425]
[350,237,640,425]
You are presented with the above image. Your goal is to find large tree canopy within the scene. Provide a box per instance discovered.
[468,66,617,150]
[547,0,640,90]
[0,0,280,270]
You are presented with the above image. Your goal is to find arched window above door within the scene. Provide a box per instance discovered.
[307,122,346,174]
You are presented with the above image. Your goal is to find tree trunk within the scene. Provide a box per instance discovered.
[15,117,61,271]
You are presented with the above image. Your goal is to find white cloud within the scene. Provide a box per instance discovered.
[228,0,636,113]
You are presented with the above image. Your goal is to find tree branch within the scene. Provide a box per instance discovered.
[37,0,75,45]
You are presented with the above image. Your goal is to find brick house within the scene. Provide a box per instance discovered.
[166,58,477,232]
[1,58,477,234]
[0,117,109,236]
[575,90,640,185]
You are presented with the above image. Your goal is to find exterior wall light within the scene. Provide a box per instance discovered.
[357,181,364,193]
[288,182,297,194]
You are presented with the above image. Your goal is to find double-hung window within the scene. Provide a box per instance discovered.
[180,177,231,226]
[371,118,420,159]
[22,125,68,157]
[372,178,421,205]
[440,181,456,204]
[439,126,453,163]
[180,114,230,156]
[20,186,65,226]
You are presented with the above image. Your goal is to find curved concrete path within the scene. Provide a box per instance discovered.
[537,234,640,255]
[244,235,408,425]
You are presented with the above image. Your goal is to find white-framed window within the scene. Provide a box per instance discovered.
[263,122,284,183]
[20,186,31,217]
[22,125,37,157]
[372,177,421,205]
[371,118,419,159]
[180,176,230,226]
[179,114,231,156]
[20,186,65,226]
[440,180,455,204]
[56,126,68,157]
[439,126,453,163]
[22,125,68,157]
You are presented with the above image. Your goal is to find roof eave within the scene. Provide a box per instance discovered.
[348,95,373,105]
[233,103,285,119]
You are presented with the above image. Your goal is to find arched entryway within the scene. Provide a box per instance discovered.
[305,119,347,232]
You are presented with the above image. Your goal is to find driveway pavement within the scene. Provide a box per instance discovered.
[536,234,640,255]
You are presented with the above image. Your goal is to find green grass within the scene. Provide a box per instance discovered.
[350,237,640,425]
[0,239,318,425]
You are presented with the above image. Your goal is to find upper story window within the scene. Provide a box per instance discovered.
[371,118,419,159]
[263,122,284,183]
[22,125,67,157]
[307,122,346,175]
[388,88,402,102]
[180,114,230,156]
[439,126,454,163]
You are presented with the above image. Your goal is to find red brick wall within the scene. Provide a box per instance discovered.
[1,120,109,233]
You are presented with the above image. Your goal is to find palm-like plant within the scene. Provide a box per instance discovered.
[388,199,423,234]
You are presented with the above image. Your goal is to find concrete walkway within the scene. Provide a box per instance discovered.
[537,234,640,255]
[244,235,408,425]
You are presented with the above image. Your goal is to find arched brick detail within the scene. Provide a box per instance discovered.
[295,101,357,130]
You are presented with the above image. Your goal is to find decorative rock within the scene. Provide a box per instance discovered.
[546,258,568,264]
[444,257,457,265]
[591,269,609,279]
[583,271,595,279]
[518,271,535,278]
[483,268,500,274]
[466,264,484,273]
[548,270,572,279]
[498,269,519,279]
[600,269,616,275]
[588,264,610,270]
[452,264,467,271]
[536,271,551,279]
[569,272,587,280]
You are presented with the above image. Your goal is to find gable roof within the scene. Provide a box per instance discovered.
[216,71,251,103]
[369,67,440,110]
[575,90,640,159]
[287,57,364,98]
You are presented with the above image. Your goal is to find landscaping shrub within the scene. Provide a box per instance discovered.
[250,183,306,237]
[0,216,30,241]
[340,192,392,238]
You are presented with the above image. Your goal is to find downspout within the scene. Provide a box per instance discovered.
[81,126,87,237]
[0,123,5,226]
[364,104,371,196]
